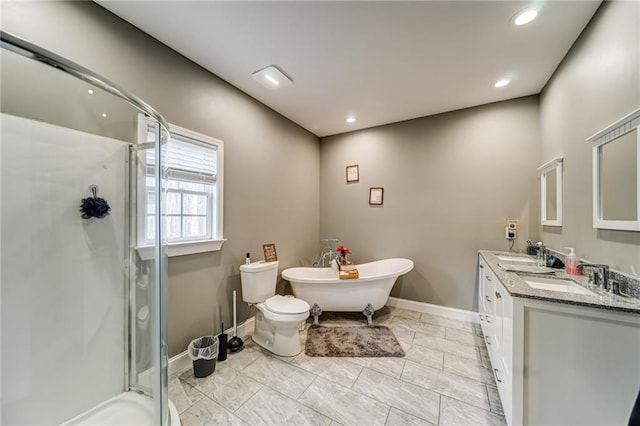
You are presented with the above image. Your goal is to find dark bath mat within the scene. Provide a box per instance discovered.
[305,325,405,357]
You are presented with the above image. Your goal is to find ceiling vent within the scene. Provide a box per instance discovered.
[251,65,293,90]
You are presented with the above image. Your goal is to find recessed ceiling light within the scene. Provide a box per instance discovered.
[101,113,107,118]
[87,89,94,95]
[346,116,356,123]
[514,9,538,26]
[251,65,293,90]
[493,79,511,88]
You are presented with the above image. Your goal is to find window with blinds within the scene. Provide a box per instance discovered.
[139,115,223,248]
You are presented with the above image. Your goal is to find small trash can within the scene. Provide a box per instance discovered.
[188,335,219,378]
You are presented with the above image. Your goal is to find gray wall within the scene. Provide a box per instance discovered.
[1,1,320,357]
[3,0,638,357]
[320,96,541,311]
[539,0,640,275]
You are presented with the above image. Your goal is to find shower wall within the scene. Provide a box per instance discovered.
[1,113,128,424]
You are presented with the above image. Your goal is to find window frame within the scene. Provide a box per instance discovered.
[137,115,225,258]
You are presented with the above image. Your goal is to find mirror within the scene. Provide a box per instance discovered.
[538,157,563,226]
[601,129,637,220]
[587,108,640,231]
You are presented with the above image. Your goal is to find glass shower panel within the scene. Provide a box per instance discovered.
[1,35,169,425]
[128,118,169,425]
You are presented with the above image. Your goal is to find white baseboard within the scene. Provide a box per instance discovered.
[168,351,192,377]
[386,297,479,324]
[168,317,255,376]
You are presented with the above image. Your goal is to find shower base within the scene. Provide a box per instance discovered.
[62,391,180,425]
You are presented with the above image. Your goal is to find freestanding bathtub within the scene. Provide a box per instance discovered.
[281,258,414,325]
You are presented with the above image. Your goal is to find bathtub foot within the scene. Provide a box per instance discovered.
[310,304,322,326]
[363,304,375,327]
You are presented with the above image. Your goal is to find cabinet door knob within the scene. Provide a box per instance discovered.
[495,291,502,299]
[485,335,491,345]
[479,314,485,322]
[494,368,503,383]
[480,265,484,269]
[486,296,492,302]
[486,276,492,281]
[486,316,492,323]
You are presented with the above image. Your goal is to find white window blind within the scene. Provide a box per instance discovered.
[147,136,217,184]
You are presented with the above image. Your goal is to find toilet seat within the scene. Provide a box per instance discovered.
[265,295,309,315]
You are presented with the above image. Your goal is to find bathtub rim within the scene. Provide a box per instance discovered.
[281,257,414,284]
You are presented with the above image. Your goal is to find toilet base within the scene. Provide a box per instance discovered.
[253,309,308,357]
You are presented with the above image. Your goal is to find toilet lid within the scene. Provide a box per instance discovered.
[265,295,310,314]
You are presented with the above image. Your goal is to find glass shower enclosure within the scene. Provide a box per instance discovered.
[0,31,175,424]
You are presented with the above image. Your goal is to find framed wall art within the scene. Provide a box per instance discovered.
[346,164,359,183]
[369,187,384,205]
[262,243,278,262]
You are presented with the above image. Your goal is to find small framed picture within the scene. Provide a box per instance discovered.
[262,243,278,262]
[369,187,384,205]
[346,164,359,183]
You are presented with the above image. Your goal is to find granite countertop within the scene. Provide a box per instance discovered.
[478,250,640,314]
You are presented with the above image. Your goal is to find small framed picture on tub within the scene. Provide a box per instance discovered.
[369,187,384,205]
[346,164,359,183]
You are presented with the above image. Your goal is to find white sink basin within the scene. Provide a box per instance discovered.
[523,277,595,296]
[497,255,536,264]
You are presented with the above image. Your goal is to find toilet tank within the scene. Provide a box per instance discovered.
[239,261,279,303]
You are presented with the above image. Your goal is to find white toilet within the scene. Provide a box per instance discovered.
[240,261,310,356]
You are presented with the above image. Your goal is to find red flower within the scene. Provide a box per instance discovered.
[336,245,352,254]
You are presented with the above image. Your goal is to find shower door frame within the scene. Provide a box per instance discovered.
[1,29,171,425]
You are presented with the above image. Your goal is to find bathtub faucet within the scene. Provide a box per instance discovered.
[313,238,339,267]
[317,250,339,267]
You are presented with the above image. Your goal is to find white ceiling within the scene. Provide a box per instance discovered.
[97,1,602,137]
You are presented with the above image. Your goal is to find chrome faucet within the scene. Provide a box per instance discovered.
[577,263,609,290]
[536,245,547,266]
[313,238,339,267]
[321,250,338,266]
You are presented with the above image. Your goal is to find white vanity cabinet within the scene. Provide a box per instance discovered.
[478,253,640,426]
[478,257,514,423]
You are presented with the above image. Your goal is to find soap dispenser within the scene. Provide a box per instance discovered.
[564,247,579,275]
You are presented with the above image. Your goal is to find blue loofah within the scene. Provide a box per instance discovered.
[80,195,111,219]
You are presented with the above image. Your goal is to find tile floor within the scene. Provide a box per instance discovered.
[169,307,507,426]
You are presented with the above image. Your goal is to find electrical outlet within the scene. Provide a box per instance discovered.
[506,227,516,240]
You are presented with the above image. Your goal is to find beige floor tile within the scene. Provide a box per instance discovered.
[179,396,247,426]
[385,408,435,426]
[486,385,505,416]
[169,375,204,414]
[479,349,492,369]
[445,327,485,347]
[298,377,391,426]
[347,355,406,379]
[235,387,331,425]
[401,342,444,369]
[390,317,446,338]
[180,362,263,412]
[173,307,508,426]
[401,361,490,411]
[353,368,440,424]
[443,353,495,384]
[419,312,477,333]
[386,306,422,321]
[242,356,316,399]
[387,324,416,345]
[291,351,363,388]
[439,395,506,426]
[412,332,481,362]
[224,339,271,371]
